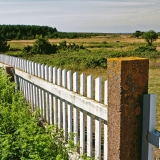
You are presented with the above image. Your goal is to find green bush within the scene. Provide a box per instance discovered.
[135,45,157,52]
[20,45,33,57]
[0,35,10,53]
[9,47,21,51]
[58,41,85,52]
[0,69,96,160]
[32,37,57,54]
[0,69,69,159]
[20,38,86,57]
[84,57,107,69]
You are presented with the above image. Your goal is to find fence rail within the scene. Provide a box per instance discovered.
[0,54,108,159]
[142,94,160,160]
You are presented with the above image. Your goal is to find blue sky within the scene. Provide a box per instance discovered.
[0,0,160,33]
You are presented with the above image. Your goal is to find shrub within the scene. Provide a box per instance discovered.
[84,57,107,69]
[9,47,21,51]
[0,68,96,160]
[142,30,158,46]
[32,37,57,54]
[0,35,10,53]
[135,45,157,52]
[58,41,85,52]
[0,68,68,159]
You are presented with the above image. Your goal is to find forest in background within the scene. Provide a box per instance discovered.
[0,25,101,40]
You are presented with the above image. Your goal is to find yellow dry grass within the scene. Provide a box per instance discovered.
[8,34,160,49]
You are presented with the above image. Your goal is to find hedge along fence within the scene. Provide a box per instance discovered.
[0,54,149,160]
[0,68,70,160]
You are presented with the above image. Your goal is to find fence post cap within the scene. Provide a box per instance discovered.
[107,57,149,61]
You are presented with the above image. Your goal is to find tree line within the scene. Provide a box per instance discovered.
[0,25,98,40]
[0,25,57,40]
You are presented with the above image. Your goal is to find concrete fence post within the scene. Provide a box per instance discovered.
[107,57,149,160]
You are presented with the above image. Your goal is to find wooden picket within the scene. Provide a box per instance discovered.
[87,75,93,157]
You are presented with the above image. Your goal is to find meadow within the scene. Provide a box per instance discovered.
[5,34,160,158]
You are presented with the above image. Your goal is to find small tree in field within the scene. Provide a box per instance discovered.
[132,30,143,38]
[142,30,158,46]
[0,35,10,53]
[32,36,57,54]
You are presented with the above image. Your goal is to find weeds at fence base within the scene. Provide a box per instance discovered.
[0,68,95,160]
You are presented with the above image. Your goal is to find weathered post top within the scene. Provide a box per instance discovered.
[107,57,149,160]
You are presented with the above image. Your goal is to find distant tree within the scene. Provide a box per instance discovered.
[142,30,158,46]
[20,45,33,57]
[32,37,57,54]
[0,35,10,53]
[22,45,32,54]
[132,30,143,38]
[59,40,67,50]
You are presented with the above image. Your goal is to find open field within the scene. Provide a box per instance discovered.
[5,34,160,158]
[8,34,160,43]
[8,34,160,56]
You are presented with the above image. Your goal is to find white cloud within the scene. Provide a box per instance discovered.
[0,0,160,32]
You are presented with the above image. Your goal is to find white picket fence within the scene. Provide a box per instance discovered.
[0,54,108,160]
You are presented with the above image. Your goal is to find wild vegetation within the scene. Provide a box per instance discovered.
[0,68,70,159]
[4,30,160,71]
[142,30,158,46]
[0,68,95,160]
[0,35,10,53]
[1,27,160,158]
[19,36,86,57]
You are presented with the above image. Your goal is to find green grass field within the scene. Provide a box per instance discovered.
[5,34,160,158]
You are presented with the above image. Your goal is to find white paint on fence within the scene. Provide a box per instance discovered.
[80,73,85,96]
[53,67,58,126]
[14,69,108,120]
[87,74,93,157]
[58,68,62,128]
[73,72,78,146]
[45,65,49,122]
[27,61,31,103]
[37,63,42,114]
[41,64,45,118]
[104,120,108,160]
[49,66,53,124]
[0,55,108,160]
[62,69,67,139]
[67,70,73,136]
[80,73,86,155]
[95,77,102,159]
[104,80,108,105]
[35,62,38,110]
